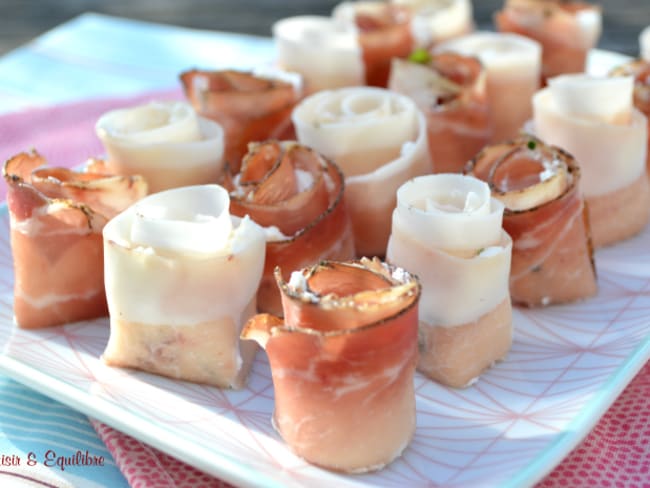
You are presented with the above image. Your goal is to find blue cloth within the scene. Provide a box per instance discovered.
[0,377,128,487]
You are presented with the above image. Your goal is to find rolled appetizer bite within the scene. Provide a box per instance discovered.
[333,1,415,87]
[391,0,474,47]
[434,32,542,142]
[610,59,650,174]
[180,69,301,172]
[272,16,365,94]
[95,100,225,193]
[3,150,147,329]
[495,0,602,83]
[292,86,431,257]
[102,185,265,388]
[533,74,650,247]
[466,136,597,306]
[221,140,355,316]
[386,174,512,388]
[242,258,420,473]
[389,51,491,173]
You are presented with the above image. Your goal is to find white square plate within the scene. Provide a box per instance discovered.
[2,49,649,488]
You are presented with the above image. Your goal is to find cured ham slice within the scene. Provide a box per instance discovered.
[95,100,225,193]
[3,151,147,329]
[102,185,265,388]
[180,70,302,172]
[434,32,541,142]
[272,16,364,94]
[533,74,650,247]
[292,86,431,257]
[495,0,602,83]
[221,140,355,316]
[388,52,491,173]
[466,136,597,306]
[241,258,420,473]
[386,174,512,387]
[391,0,474,47]
[333,1,415,87]
[610,59,650,174]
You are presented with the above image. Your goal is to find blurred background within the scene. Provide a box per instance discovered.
[1,0,647,56]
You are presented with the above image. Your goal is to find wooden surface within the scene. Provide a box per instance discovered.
[1,1,648,57]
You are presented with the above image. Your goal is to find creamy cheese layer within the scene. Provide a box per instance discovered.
[293,87,420,176]
[387,174,511,326]
[392,174,504,251]
[103,184,265,326]
[533,74,647,196]
[96,101,225,193]
[273,15,364,94]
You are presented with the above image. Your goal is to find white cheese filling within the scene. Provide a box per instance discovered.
[393,174,503,251]
[103,184,266,326]
[272,15,364,93]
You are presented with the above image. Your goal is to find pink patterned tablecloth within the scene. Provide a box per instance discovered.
[1,92,649,488]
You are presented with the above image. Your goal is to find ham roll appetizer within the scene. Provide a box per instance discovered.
[495,0,602,83]
[533,74,650,247]
[241,257,420,473]
[3,150,147,329]
[434,32,541,142]
[386,174,512,388]
[95,100,225,193]
[292,86,431,257]
[221,140,355,316]
[102,185,265,388]
[391,0,474,47]
[333,1,415,87]
[273,16,364,94]
[466,136,597,306]
[180,69,302,172]
[610,59,650,174]
[388,51,491,173]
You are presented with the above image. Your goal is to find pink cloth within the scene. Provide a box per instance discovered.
[91,420,232,488]
[0,88,182,200]
[2,92,649,488]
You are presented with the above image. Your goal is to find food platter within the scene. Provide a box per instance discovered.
[1,49,650,488]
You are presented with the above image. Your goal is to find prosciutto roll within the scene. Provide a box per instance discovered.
[3,151,147,329]
[180,69,302,172]
[333,1,415,87]
[386,174,512,388]
[533,74,650,247]
[292,86,431,257]
[466,136,597,306]
[388,52,491,173]
[221,140,355,316]
[495,0,602,83]
[610,59,650,174]
[434,32,541,142]
[391,0,474,47]
[95,100,225,193]
[272,16,365,94]
[241,258,420,473]
[102,185,265,388]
